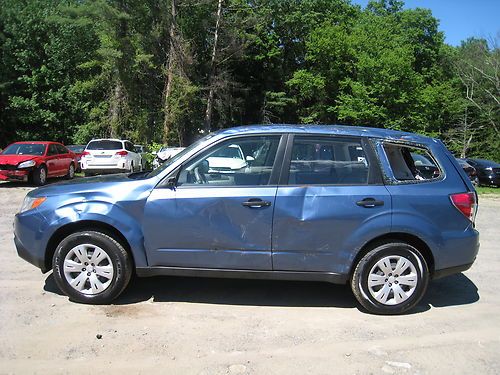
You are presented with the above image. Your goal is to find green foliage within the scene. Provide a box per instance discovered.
[0,0,498,161]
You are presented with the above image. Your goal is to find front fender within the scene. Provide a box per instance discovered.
[40,200,148,267]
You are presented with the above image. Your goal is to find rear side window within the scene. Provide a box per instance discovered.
[125,142,135,152]
[288,136,369,185]
[56,144,68,154]
[47,144,59,156]
[87,140,123,150]
[383,144,441,181]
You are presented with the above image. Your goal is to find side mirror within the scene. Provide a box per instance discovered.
[246,156,255,162]
[152,151,157,156]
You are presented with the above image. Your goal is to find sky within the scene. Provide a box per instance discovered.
[351,0,500,46]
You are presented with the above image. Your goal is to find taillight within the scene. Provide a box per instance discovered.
[450,192,477,222]
[116,151,128,157]
[81,151,90,157]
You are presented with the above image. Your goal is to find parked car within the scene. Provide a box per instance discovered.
[66,145,86,172]
[14,125,479,314]
[464,158,500,187]
[456,159,478,185]
[0,141,77,185]
[207,144,247,172]
[80,139,143,176]
[134,145,148,170]
[152,146,185,169]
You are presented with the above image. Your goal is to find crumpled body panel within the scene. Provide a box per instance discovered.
[272,185,392,274]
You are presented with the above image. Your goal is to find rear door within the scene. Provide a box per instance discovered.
[56,144,72,175]
[45,144,61,176]
[272,135,392,274]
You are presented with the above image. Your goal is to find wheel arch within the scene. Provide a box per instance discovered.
[45,220,136,272]
[349,232,435,280]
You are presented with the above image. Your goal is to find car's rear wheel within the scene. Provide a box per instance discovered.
[66,163,75,179]
[351,241,429,315]
[52,231,133,304]
[32,165,47,186]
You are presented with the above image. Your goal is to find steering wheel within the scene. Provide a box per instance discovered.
[193,160,209,184]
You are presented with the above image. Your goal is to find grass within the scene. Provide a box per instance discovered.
[475,186,500,195]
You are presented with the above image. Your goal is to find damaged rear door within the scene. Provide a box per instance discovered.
[143,134,285,270]
[272,135,392,274]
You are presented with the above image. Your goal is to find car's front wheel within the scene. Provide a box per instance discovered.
[52,231,132,304]
[351,241,429,315]
[32,165,47,186]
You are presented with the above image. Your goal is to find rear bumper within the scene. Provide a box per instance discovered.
[434,227,479,277]
[0,169,30,182]
[433,262,474,279]
[81,161,129,175]
[83,168,129,175]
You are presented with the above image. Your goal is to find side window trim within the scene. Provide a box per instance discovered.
[279,134,380,186]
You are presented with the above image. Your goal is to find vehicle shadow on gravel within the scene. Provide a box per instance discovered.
[44,272,479,312]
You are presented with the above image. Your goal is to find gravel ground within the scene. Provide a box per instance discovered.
[0,182,499,374]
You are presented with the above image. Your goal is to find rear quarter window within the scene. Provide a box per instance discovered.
[383,143,442,182]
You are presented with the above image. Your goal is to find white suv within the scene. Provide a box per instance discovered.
[81,139,143,176]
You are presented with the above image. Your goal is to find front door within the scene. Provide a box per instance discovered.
[272,135,392,274]
[143,135,284,270]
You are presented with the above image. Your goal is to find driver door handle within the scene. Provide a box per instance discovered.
[242,198,271,208]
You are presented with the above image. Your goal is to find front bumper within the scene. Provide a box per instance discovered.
[0,169,30,182]
[14,212,50,272]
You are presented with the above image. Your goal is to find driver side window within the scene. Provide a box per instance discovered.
[177,136,280,187]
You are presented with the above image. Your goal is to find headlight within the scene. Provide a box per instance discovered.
[18,160,36,169]
[19,196,46,213]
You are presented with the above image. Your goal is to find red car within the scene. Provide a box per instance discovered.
[0,141,77,185]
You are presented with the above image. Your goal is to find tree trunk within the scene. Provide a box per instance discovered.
[203,0,223,134]
[162,0,177,143]
[110,80,124,139]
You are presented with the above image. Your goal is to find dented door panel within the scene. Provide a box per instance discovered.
[272,185,392,274]
[143,186,277,270]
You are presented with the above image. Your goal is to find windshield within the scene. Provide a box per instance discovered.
[86,140,123,150]
[1,143,46,156]
[67,145,85,153]
[147,134,216,178]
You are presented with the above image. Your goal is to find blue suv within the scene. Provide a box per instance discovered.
[14,125,479,314]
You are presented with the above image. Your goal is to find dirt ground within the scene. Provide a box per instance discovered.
[0,181,499,375]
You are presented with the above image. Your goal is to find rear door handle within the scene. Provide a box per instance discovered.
[242,198,271,208]
[356,198,384,208]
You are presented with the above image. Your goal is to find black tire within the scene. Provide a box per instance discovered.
[351,241,429,315]
[52,231,133,304]
[32,165,47,186]
[66,163,75,179]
